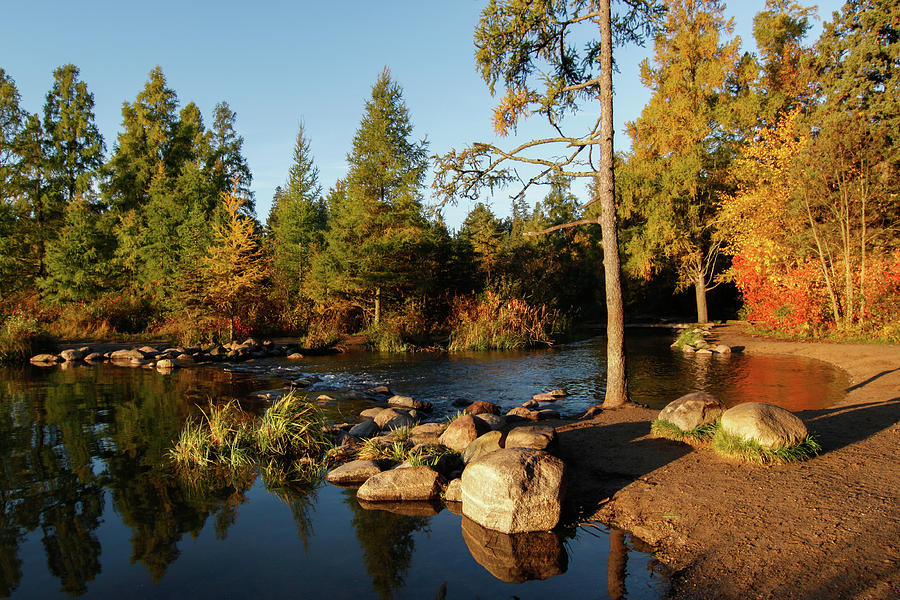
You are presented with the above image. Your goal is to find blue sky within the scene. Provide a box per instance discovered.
[2,1,843,229]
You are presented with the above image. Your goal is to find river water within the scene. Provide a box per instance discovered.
[0,333,847,598]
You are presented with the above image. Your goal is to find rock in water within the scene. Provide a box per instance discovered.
[465,400,500,415]
[356,466,446,502]
[349,419,379,438]
[657,391,725,431]
[461,448,566,534]
[444,478,462,503]
[325,460,383,486]
[720,402,808,449]
[59,349,83,362]
[439,414,490,452]
[30,354,60,365]
[461,517,568,583]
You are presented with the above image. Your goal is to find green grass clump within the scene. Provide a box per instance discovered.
[650,419,718,445]
[255,392,331,457]
[170,420,214,466]
[672,327,707,350]
[711,428,822,465]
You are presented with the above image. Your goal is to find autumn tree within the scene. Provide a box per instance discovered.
[201,183,268,340]
[435,0,663,407]
[314,69,431,326]
[620,0,739,324]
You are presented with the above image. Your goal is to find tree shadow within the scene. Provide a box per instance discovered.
[845,367,900,392]
[557,419,693,520]
[798,398,900,453]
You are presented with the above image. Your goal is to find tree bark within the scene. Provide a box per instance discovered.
[598,0,628,408]
[374,286,381,327]
[695,269,709,324]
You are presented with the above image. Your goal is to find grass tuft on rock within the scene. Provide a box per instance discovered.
[255,392,331,457]
[711,428,822,465]
[651,419,718,445]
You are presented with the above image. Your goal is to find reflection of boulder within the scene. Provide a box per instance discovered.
[357,499,442,517]
[461,517,567,583]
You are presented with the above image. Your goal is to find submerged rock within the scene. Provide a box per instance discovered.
[356,466,446,502]
[461,448,566,534]
[532,389,567,402]
[720,402,808,449]
[657,391,725,432]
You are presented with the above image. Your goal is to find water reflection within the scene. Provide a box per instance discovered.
[0,336,847,598]
[344,490,431,600]
[460,517,568,583]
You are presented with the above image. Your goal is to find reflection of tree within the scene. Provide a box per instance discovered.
[607,528,627,600]
[0,363,266,593]
[343,489,430,600]
[259,461,321,550]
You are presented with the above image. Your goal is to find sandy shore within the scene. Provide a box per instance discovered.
[557,323,900,599]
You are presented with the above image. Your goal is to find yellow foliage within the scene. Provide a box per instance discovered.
[492,87,537,137]
[718,109,808,258]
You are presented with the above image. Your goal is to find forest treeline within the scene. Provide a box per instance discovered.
[0,0,898,354]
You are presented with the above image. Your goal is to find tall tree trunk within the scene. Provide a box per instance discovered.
[695,269,708,324]
[374,287,381,327]
[598,0,628,408]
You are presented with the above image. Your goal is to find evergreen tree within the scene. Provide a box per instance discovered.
[40,197,115,302]
[267,124,326,301]
[103,66,179,213]
[209,102,253,210]
[14,113,50,279]
[42,64,105,206]
[620,0,740,323]
[458,202,504,282]
[0,69,27,295]
[314,69,430,325]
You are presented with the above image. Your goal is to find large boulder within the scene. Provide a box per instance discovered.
[461,430,503,464]
[505,425,557,452]
[720,402,808,449]
[472,413,506,431]
[326,460,384,486]
[462,448,566,534]
[439,414,490,452]
[356,466,446,502]
[657,391,725,431]
[461,517,568,583]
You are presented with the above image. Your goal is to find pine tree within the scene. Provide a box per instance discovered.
[621,0,740,323]
[43,64,105,207]
[267,123,326,301]
[209,102,253,210]
[0,69,28,294]
[314,69,431,325]
[40,197,115,302]
[458,203,504,282]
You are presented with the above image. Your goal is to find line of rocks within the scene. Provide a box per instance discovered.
[29,338,307,371]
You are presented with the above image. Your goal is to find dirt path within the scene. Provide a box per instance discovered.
[557,323,900,600]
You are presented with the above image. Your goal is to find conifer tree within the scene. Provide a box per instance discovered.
[314,69,430,325]
[209,102,253,210]
[267,123,326,301]
[620,0,739,323]
[0,69,28,294]
[40,197,115,302]
[43,64,105,207]
[458,203,504,282]
[202,182,268,339]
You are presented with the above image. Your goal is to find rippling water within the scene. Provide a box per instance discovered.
[0,333,847,598]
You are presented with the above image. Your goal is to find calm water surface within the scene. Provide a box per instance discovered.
[0,333,848,598]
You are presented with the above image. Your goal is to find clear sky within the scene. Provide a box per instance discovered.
[1,1,843,229]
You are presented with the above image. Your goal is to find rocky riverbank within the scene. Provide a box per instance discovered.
[560,324,900,600]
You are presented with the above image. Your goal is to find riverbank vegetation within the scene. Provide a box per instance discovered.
[1,1,897,350]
